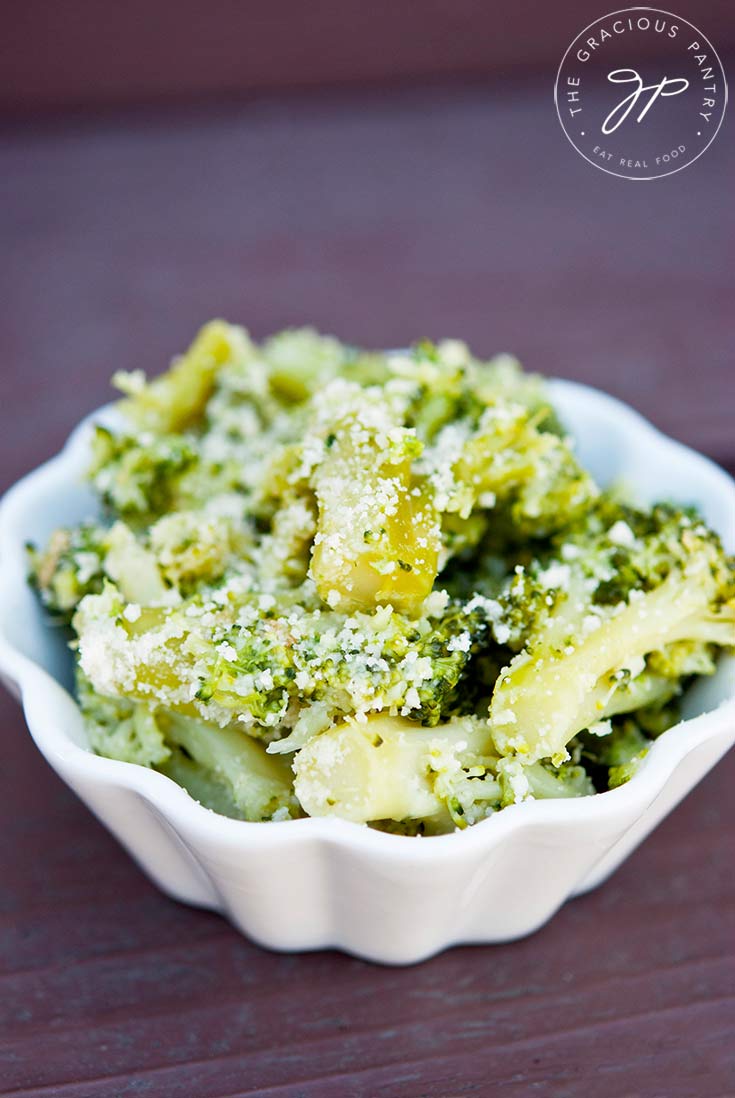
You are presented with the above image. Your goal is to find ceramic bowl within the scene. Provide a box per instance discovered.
[1,380,733,964]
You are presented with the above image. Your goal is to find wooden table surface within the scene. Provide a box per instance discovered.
[1,82,734,1097]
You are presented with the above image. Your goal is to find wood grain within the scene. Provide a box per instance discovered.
[0,81,734,1097]
[2,0,734,117]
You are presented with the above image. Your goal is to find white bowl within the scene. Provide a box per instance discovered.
[1,380,734,965]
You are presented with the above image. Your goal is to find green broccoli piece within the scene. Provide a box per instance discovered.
[90,425,199,523]
[490,499,735,764]
[78,668,297,819]
[262,328,351,403]
[28,522,108,620]
[497,756,595,806]
[192,594,498,731]
[608,750,649,789]
[76,667,171,767]
[383,341,595,543]
[449,402,598,539]
[73,577,503,747]
[575,716,656,791]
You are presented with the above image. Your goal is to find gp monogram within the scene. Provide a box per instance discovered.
[554,7,727,180]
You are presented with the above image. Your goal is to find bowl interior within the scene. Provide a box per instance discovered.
[1,384,734,741]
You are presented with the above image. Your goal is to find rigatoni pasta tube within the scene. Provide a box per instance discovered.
[310,411,441,615]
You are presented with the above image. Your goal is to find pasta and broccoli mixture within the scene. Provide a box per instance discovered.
[30,322,735,833]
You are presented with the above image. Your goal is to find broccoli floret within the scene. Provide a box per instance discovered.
[149,509,253,593]
[262,328,351,403]
[579,718,653,789]
[397,341,562,443]
[76,666,171,767]
[395,341,486,441]
[452,402,598,539]
[490,499,735,764]
[608,750,649,789]
[28,522,108,620]
[196,594,500,731]
[496,755,595,807]
[77,668,297,819]
[90,426,199,522]
[74,578,502,746]
[415,398,598,547]
[29,509,255,618]
[293,710,594,833]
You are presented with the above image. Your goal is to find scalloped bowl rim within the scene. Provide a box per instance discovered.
[1,378,734,866]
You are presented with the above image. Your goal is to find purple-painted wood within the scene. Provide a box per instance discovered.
[2,0,734,117]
